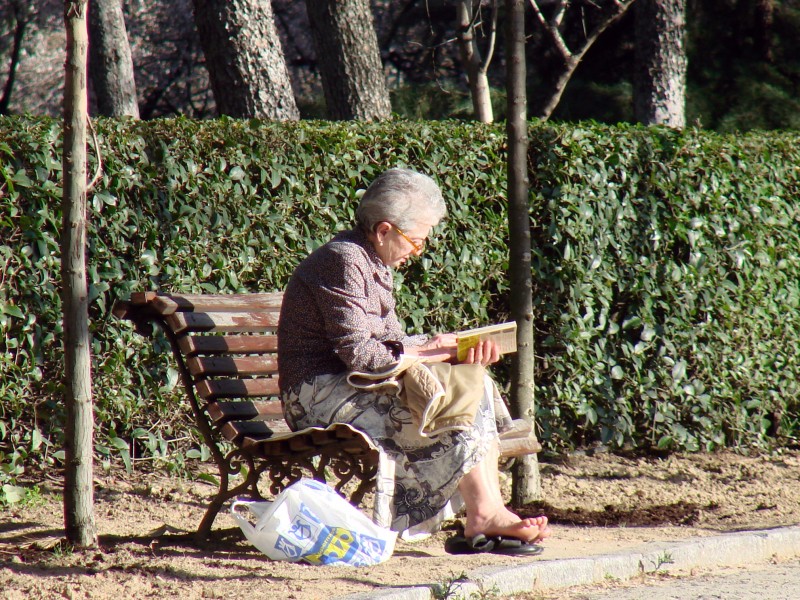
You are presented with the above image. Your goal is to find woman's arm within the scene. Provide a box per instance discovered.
[306,246,407,372]
[404,334,501,366]
[403,333,458,362]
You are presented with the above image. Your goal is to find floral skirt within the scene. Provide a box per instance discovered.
[281,371,510,535]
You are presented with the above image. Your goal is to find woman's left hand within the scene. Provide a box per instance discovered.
[462,339,501,366]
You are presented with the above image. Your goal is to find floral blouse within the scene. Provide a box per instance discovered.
[277,228,426,393]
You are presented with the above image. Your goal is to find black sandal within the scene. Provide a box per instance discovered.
[444,533,544,556]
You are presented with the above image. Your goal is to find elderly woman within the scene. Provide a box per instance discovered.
[277,168,549,553]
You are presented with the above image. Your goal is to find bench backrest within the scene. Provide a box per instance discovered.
[113,292,290,449]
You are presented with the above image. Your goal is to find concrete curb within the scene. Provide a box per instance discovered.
[339,526,800,600]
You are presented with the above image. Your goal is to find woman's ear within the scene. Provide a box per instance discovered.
[374,221,392,242]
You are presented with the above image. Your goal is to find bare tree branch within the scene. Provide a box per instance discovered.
[528,0,637,118]
[480,0,499,73]
[553,0,568,28]
[527,0,572,61]
[456,0,496,122]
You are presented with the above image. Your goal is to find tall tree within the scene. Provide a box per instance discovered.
[88,0,139,118]
[506,0,541,503]
[63,0,96,548]
[634,0,687,127]
[754,0,775,62]
[125,0,214,119]
[305,0,391,120]
[456,0,498,123]
[528,0,636,119]
[0,1,33,114]
[192,0,299,120]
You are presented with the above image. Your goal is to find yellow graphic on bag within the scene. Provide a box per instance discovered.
[304,527,356,565]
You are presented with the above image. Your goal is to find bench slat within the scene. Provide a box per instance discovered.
[129,292,283,315]
[187,355,278,377]
[220,411,537,458]
[167,311,280,334]
[196,378,280,400]
[222,421,366,455]
[239,426,377,459]
[179,334,278,356]
[498,432,542,457]
[219,420,292,445]
[499,419,532,439]
[206,399,284,424]
[167,293,283,313]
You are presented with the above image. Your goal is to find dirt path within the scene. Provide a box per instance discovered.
[2,450,799,599]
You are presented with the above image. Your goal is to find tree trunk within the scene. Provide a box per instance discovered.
[506,0,541,504]
[754,0,774,62]
[63,0,97,548]
[88,0,139,118]
[192,0,299,120]
[0,2,32,115]
[456,0,495,123]
[306,0,391,121]
[634,0,687,127]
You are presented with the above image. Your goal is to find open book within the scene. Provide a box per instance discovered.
[456,321,518,362]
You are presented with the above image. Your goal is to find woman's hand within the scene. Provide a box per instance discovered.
[405,333,458,362]
[406,335,500,366]
[461,339,501,366]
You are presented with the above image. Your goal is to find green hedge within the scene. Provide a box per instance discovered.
[1,117,799,501]
[528,125,800,451]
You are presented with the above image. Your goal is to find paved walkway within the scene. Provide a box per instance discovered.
[338,526,800,600]
[573,558,800,599]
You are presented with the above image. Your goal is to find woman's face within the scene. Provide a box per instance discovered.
[371,221,433,268]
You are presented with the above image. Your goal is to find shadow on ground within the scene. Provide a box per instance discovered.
[519,500,703,527]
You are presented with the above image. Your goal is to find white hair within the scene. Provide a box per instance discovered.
[356,168,447,232]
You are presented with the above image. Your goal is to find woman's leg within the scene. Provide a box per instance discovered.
[458,440,550,543]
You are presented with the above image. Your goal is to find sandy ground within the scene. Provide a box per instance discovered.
[2,449,800,599]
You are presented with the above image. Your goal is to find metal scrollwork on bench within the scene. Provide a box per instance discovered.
[259,450,376,500]
[224,449,273,500]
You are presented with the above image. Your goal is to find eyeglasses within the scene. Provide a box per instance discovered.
[391,224,425,254]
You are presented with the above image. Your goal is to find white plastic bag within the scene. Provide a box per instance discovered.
[231,478,397,566]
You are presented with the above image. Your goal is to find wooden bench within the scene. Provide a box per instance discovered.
[112,292,541,539]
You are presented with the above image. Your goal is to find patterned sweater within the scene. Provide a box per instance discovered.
[277,228,426,393]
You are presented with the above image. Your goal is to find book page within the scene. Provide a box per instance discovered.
[456,321,517,362]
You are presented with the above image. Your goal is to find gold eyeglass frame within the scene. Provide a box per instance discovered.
[390,224,425,254]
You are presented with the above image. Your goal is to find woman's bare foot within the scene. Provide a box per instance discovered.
[464,508,551,544]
